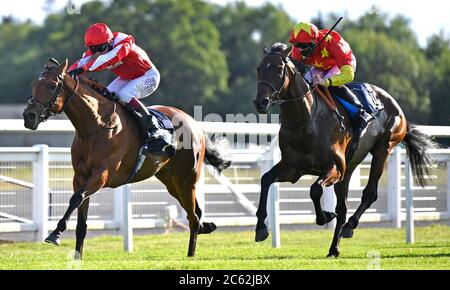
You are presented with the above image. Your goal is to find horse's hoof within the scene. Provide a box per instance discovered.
[74,251,82,260]
[324,211,338,223]
[339,225,354,238]
[255,227,269,242]
[44,233,61,246]
[327,249,340,258]
[316,211,337,226]
[187,251,195,258]
[198,222,217,234]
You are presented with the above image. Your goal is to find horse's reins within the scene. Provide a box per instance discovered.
[257,53,289,104]
[75,102,118,138]
[258,51,346,131]
[29,71,118,137]
[28,71,79,122]
[74,76,119,138]
[311,85,337,110]
[258,52,310,106]
[311,85,346,132]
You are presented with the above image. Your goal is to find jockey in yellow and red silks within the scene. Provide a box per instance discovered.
[289,22,370,135]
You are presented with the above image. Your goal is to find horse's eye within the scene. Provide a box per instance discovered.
[49,84,57,90]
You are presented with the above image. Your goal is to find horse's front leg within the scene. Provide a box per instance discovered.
[311,165,341,226]
[255,160,300,242]
[45,169,108,258]
[44,188,86,247]
[71,173,90,260]
[74,197,90,260]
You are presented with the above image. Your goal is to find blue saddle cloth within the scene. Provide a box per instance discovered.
[335,82,383,119]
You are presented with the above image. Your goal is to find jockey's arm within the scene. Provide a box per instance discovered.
[85,36,134,72]
[67,50,94,73]
[326,38,355,87]
[327,64,355,87]
[68,35,134,74]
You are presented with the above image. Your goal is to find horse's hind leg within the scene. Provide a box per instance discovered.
[179,183,201,257]
[327,167,355,257]
[196,199,217,234]
[156,167,203,257]
[341,146,390,238]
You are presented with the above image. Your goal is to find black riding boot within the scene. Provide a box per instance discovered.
[328,85,370,135]
[125,98,176,157]
[125,98,157,141]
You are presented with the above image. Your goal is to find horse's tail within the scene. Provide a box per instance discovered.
[402,124,439,187]
[204,134,232,174]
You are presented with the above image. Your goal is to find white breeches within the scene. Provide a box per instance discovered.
[107,67,160,103]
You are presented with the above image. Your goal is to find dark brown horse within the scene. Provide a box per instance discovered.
[23,59,231,259]
[253,44,436,257]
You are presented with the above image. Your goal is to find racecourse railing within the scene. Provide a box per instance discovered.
[0,120,449,246]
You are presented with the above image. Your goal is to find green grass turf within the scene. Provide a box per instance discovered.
[0,225,449,270]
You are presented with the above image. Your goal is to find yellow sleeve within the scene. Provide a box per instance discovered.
[328,65,355,87]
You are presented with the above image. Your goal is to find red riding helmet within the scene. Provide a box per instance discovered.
[289,22,319,44]
[84,23,113,47]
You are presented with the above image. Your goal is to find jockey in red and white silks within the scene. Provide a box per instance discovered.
[68,23,162,144]
[68,23,160,103]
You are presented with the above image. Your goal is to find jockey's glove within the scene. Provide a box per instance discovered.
[68,67,84,78]
[313,76,331,88]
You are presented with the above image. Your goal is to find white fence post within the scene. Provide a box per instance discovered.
[266,137,281,248]
[405,157,414,244]
[447,161,450,219]
[114,186,123,230]
[349,166,361,190]
[387,147,402,228]
[32,144,49,242]
[122,184,133,252]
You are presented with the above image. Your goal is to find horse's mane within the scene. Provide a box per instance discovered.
[40,66,106,98]
[78,77,116,101]
[80,77,105,93]
[270,42,310,75]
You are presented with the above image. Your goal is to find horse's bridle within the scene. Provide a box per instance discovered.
[257,52,308,105]
[28,72,79,122]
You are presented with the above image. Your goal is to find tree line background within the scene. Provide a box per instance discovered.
[0,0,448,125]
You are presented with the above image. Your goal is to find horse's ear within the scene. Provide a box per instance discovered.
[263,47,269,55]
[59,59,69,74]
[44,58,60,70]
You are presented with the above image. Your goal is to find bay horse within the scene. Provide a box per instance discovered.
[253,44,436,257]
[23,59,231,259]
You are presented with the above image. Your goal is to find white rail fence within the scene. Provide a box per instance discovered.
[0,121,449,250]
